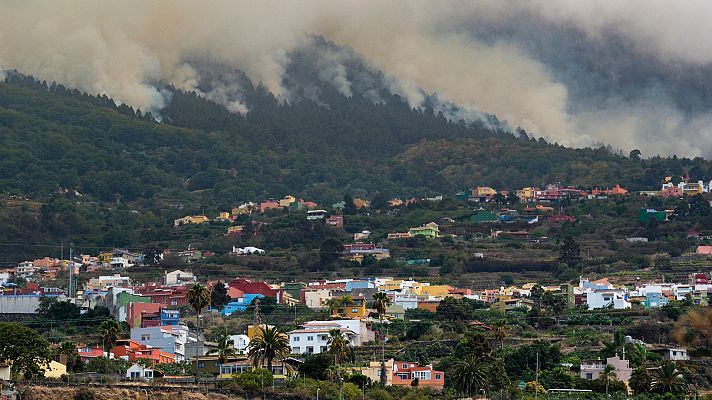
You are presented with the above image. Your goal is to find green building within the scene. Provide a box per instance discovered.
[469,211,498,223]
[639,208,666,223]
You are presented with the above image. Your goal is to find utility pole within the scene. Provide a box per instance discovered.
[535,352,539,400]
[68,242,75,300]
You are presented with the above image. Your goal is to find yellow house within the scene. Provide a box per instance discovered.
[353,198,370,209]
[42,360,67,378]
[190,215,209,224]
[416,285,450,297]
[378,280,404,291]
[226,226,244,235]
[247,324,275,340]
[337,297,367,319]
[218,212,231,220]
[232,206,252,215]
[408,222,439,238]
[475,186,497,197]
[516,187,536,200]
[279,195,297,207]
[353,359,394,386]
[98,252,112,264]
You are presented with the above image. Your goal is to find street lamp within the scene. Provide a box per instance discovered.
[316,387,320,400]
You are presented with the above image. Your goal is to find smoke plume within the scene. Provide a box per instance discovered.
[1,1,712,156]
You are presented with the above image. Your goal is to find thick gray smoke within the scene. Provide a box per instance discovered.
[1,1,711,156]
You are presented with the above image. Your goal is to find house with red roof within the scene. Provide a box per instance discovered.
[112,339,175,365]
[392,361,444,390]
[229,278,283,303]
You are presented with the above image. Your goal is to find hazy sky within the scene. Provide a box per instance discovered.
[1,1,711,157]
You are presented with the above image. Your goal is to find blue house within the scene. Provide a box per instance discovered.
[645,292,669,309]
[161,309,180,326]
[221,293,265,316]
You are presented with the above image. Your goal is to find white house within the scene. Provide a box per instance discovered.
[303,289,335,309]
[288,326,358,355]
[131,325,194,362]
[652,346,689,361]
[301,320,375,345]
[393,294,419,310]
[229,334,250,355]
[580,355,632,383]
[86,274,131,290]
[164,270,195,286]
[127,363,155,380]
[232,246,265,255]
[110,256,134,269]
[585,291,631,310]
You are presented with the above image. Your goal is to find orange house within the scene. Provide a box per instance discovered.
[392,361,444,390]
[112,339,174,365]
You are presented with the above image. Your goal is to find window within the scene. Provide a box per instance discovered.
[306,346,314,354]
[215,362,220,367]
[198,362,205,368]
[307,336,313,341]
[352,308,358,313]
[141,335,150,341]
[145,371,153,378]
[586,373,593,380]
[292,347,300,353]
[402,364,408,369]
[130,371,140,379]
[293,336,300,342]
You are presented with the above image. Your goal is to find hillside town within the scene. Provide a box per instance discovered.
[1,180,712,400]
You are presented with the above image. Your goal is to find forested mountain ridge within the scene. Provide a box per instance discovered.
[2,71,712,207]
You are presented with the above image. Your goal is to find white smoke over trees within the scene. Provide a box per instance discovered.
[1,1,712,156]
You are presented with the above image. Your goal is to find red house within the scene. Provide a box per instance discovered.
[135,285,188,306]
[228,278,283,302]
[126,302,168,328]
[112,339,174,365]
[326,215,344,228]
[392,361,444,390]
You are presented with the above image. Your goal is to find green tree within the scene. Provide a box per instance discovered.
[210,281,231,311]
[328,328,350,365]
[452,355,489,398]
[650,361,688,395]
[187,283,211,332]
[372,292,391,387]
[58,341,78,373]
[559,236,581,267]
[247,326,290,371]
[99,319,121,358]
[491,319,509,350]
[319,238,343,267]
[600,364,617,396]
[629,367,652,396]
[0,323,52,378]
[207,331,237,364]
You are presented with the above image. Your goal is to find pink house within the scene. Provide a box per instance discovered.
[259,200,281,213]
[697,246,712,255]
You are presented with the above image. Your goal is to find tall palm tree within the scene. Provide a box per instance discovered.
[247,326,290,372]
[651,361,688,395]
[600,364,617,396]
[325,298,342,317]
[491,319,509,350]
[207,331,237,364]
[452,355,489,398]
[372,292,391,388]
[187,283,211,332]
[328,328,350,365]
[99,319,121,358]
[58,341,77,373]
